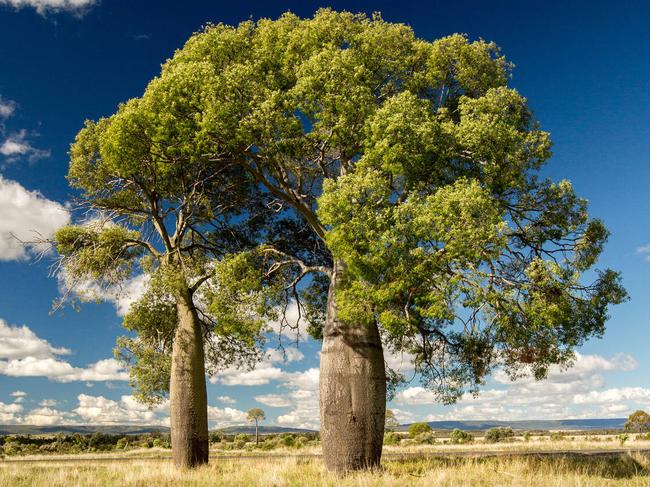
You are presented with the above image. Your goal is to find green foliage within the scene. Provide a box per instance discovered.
[485,427,515,443]
[152,8,626,404]
[385,409,400,430]
[247,408,266,422]
[625,410,650,433]
[76,8,625,408]
[550,432,566,441]
[449,429,474,444]
[408,422,433,438]
[617,434,629,446]
[383,432,401,446]
[234,434,250,443]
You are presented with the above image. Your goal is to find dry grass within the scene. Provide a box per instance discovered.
[2,445,650,487]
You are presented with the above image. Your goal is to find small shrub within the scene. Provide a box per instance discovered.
[414,432,436,445]
[408,422,432,438]
[234,433,250,443]
[116,438,128,449]
[618,433,629,446]
[383,432,401,446]
[449,429,473,444]
[523,431,531,442]
[485,427,515,443]
[294,436,309,449]
[550,432,565,442]
[636,432,650,441]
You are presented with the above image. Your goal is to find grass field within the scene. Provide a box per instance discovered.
[2,438,650,486]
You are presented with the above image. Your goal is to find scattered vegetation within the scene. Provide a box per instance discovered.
[407,423,433,439]
[449,429,474,444]
[2,453,649,486]
[485,427,516,443]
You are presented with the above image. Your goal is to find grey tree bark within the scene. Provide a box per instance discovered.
[320,260,387,473]
[170,288,209,468]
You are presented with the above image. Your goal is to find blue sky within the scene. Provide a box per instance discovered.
[1,0,649,429]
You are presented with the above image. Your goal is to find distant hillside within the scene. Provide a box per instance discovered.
[0,425,169,436]
[215,425,316,435]
[0,418,626,436]
[397,418,626,432]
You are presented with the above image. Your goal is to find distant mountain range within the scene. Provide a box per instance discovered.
[0,425,170,435]
[0,418,627,436]
[397,418,627,432]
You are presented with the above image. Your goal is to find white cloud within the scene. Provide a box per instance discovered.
[254,394,293,408]
[396,353,648,421]
[215,346,306,386]
[216,395,236,405]
[0,319,128,382]
[0,130,50,162]
[0,96,17,120]
[39,399,57,407]
[24,407,76,425]
[73,394,169,425]
[385,348,416,375]
[10,390,27,398]
[68,273,149,317]
[207,406,247,427]
[0,401,23,423]
[0,176,70,261]
[0,0,98,16]
[266,301,310,343]
[0,319,71,359]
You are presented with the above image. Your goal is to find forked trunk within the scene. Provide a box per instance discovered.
[170,288,209,468]
[320,260,386,473]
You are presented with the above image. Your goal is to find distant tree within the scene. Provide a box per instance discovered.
[408,422,433,439]
[449,429,473,444]
[247,408,266,445]
[625,410,650,432]
[485,427,515,443]
[385,409,400,431]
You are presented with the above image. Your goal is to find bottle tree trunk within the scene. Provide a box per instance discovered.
[320,260,386,473]
[170,288,209,468]
[255,420,259,445]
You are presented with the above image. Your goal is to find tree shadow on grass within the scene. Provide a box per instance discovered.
[382,452,650,480]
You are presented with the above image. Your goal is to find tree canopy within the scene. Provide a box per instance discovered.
[153,8,626,402]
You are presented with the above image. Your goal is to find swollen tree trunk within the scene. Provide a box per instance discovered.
[320,260,386,473]
[255,420,259,445]
[170,287,209,468]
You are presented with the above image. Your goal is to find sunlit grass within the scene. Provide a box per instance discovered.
[1,454,649,486]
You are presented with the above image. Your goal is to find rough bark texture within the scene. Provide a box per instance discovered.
[170,288,209,468]
[320,260,387,473]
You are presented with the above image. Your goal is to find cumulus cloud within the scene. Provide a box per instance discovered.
[0,130,50,163]
[0,0,98,16]
[39,399,58,407]
[254,394,293,408]
[214,346,305,387]
[207,406,247,426]
[73,394,169,425]
[216,395,236,405]
[395,353,648,421]
[0,176,70,261]
[0,96,17,120]
[0,401,23,423]
[67,273,149,317]
[24,407,76,425]
[0,318,128,382]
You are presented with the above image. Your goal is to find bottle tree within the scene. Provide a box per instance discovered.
[130,9,626,472]
[247,408,266,445]
[52,65,282,467]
